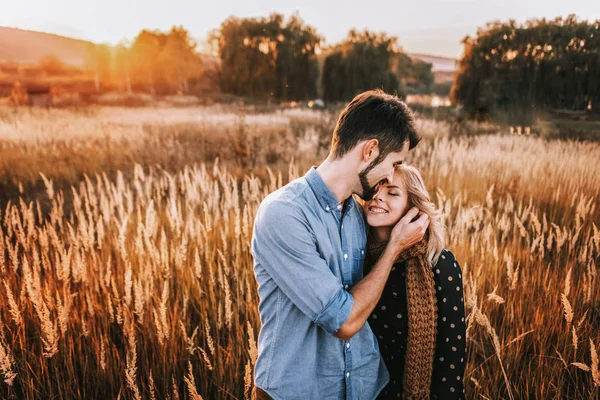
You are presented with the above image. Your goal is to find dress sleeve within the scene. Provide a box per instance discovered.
[431,249,467,399]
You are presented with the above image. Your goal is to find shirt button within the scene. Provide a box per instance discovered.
[346,343,350,349]
[362,250,364,255]
[346,372,350,378]
[326,206,330,211]
[337,205,342,210]
[344,254,348,260]
[344,284,349,289]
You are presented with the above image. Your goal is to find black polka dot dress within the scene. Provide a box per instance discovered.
[367,249,467,399]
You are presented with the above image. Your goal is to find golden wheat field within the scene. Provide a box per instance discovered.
[0,105,599,399]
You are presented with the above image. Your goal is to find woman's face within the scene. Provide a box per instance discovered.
[362,176,410,228]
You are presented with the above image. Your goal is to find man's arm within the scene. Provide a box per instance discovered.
[252,200,354,335]
[335,207,429,341]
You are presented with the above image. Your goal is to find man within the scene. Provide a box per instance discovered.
[251,89,430,399]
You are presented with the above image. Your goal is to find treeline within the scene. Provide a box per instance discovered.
[82,13,435,100]
[214,15,434,101]
[452,15,600,121]
[19,12,600,119]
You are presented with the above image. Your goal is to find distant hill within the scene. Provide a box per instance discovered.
[0,26,92,66]
[407,53,456,84]
[407,53,456,73]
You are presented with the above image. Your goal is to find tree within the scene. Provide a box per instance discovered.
[85,44,112,91]
[395,53,434,94]
[322,51,347,102]
[216,13,321,101]
[322,29,403,101]
[395,52,414,83]
[274,13,321,100]
[451,15,600,122]
[158,26,203,94]
[217,16,275,98]
[113,42,132,95]
[130,30,164,94]
[83,26,204,95]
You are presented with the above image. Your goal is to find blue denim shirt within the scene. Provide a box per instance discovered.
[251,166,389,399]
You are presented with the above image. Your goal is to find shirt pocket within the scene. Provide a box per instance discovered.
[353,246,366,261]
[352,226,367,261]
[352,246,366,282]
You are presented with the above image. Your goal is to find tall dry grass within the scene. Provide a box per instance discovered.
[0,105,334,209]
[0,106,599,399]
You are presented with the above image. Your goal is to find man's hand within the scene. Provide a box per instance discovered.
[388,206,429,257]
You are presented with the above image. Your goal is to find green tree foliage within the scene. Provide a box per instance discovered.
[322,51,347,101]
[275,14,321,101]
[322,30,402,101]
[452,15,600,122]
[217,13,321,101]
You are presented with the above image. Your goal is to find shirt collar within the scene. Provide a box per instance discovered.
[305,166,355,213]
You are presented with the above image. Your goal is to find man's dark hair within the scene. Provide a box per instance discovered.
[330,89,421,160]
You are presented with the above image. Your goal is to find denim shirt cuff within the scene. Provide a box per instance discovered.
[313,286,354,335]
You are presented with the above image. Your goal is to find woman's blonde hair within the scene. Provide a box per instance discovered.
[394,164,445,266]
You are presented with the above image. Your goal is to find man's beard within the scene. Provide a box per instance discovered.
[357,153,385,201]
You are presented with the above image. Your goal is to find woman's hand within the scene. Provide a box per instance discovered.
[388,207,429,256]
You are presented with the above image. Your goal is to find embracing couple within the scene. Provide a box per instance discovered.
[251,90,466,399]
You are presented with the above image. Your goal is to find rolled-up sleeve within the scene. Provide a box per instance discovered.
[252,200,353,335]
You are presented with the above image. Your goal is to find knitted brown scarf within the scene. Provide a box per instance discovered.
[365,230,437,400]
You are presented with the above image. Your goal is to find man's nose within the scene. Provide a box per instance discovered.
[385,169,395,183]
[374,185,384,201]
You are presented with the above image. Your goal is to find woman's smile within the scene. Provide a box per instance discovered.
[368,205,389,214]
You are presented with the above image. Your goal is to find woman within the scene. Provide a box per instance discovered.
[360,164,466,399]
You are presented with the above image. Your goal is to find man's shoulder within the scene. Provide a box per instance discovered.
[255,177,311,225]
[259,176,309,210]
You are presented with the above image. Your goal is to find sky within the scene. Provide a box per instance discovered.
[1,0,599,58]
